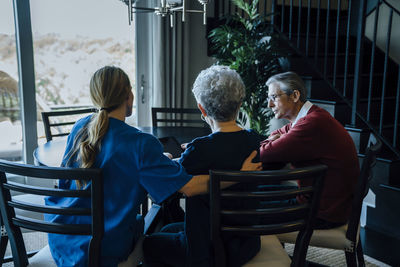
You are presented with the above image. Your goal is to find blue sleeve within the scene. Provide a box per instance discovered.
[138,135,192,204]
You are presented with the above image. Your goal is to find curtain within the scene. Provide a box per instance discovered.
[152,6,194,110]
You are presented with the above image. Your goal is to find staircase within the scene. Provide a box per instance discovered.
[272,0,400,241]
[211,0,400,244]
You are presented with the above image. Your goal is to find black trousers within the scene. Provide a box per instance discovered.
[143,194,260,267]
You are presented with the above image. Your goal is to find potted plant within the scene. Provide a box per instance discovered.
[208,0,287,135]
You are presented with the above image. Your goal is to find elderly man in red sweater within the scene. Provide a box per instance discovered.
[260,71,360,228]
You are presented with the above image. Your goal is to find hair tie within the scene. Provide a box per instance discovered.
[99,104,119,113]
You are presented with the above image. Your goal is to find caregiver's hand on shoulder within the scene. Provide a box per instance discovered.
[240,150,262,171]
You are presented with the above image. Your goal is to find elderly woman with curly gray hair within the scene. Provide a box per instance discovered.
[143,65,264,267]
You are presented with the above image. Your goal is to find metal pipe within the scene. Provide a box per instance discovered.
[343,0,352,97]
[281,0,285,32]
[297,0,302,48]
[272,0,277,25]
[203,4,206,25]
[182,0,186,22]
[128,0,132,25]
[379,8,393,133]
[351,0,367,126]
[289,0,293,39]
[367,0,380,121]
[264,0,267,16]
[314,0,321,64]
[305,0,311,56]
[333,0,341,88]
[323,0,331,78]
[394,69,400,147]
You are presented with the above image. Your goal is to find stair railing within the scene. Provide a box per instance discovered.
[212,0,400,158]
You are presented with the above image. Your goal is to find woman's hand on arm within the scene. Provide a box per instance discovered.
[240,150,262,171]
[219,150,263,189]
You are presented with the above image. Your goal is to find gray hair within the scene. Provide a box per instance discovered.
[266,71,307,102]
[192,65,245,122]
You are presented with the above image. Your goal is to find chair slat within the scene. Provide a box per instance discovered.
[151,107,207,127]
[9,200,91,216]
[49,122,76,127]
[221,203,309,217]
[5,182,90,197]
[50,133,70,138]
[13,217,91,235]
[221,186,313,199]
[221,220,306,235]
[0,161,100,180]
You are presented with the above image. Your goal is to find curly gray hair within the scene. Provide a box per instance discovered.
[192,65,245,122]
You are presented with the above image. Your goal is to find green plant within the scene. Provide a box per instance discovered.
[208,0,287,135]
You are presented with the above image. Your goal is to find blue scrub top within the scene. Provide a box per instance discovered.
[45,116,192,267]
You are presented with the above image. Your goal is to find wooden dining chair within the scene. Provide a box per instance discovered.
[0,159,104,267]
[277,133,382,267]
[151,107,207,128]
[210,165,327,267]
[41,107,97,142]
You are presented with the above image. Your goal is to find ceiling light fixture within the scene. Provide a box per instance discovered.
[123,0,210,27]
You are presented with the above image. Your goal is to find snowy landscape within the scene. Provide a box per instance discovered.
[0,33,135,107]
[0,33,135,158]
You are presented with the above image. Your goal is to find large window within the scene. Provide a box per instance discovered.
[30,0,136,130]
[0,1,22,161]
[0,0,137,162]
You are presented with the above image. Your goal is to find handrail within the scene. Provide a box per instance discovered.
[366,0,400,17]
[382,0,400,15]
[211,0,400,158]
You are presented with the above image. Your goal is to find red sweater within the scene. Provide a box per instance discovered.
[260,105,359,223]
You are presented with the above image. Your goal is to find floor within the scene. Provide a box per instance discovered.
[2,226,398,266]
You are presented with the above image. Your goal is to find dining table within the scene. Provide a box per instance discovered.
[33,126,211,167]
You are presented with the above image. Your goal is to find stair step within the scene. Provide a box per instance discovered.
[301,76,342,100]
[360,225,400,266]
[380,183,400,192]
[311,98,351,125]
[367,158,400,240]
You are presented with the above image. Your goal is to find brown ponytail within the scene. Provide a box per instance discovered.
[66,66,131,188]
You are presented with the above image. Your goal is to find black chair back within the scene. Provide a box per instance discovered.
[42,108,97,141]
[0,160,103,267]
[346,133,382,242]
[151,107,207,127]
[210,165,327,267]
